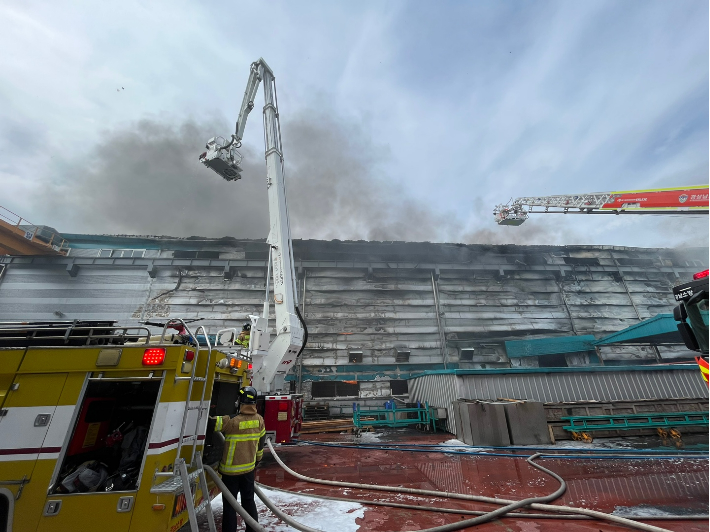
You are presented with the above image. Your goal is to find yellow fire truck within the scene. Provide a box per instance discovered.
[1,56,308,532]
[0,319,250,532]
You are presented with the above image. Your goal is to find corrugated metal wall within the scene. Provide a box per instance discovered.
[0,238,707,401]
[409,369,709,435]
[408,373,461,434]
[0,266,152,322]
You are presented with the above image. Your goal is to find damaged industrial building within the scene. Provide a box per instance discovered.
[0,233,706,407]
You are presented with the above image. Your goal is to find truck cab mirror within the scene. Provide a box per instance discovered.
[673,304,688,322]
[677,322,700,352]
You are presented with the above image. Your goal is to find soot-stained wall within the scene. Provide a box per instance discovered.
[0,236,706,400]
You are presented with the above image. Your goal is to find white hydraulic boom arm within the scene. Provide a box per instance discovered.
[199,58,305,393]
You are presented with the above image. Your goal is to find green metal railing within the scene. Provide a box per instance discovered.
[353,401,438,432]
[561,411,709,432]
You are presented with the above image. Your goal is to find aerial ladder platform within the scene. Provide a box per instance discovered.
[494,185,709,225]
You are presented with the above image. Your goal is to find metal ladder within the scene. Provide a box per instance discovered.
[152,320,217,532]
[174,323,213,466]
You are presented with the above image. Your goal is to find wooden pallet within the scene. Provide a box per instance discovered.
[303,405,331,421]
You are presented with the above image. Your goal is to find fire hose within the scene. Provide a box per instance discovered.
[264,439,675,532]
[205,432,677,532]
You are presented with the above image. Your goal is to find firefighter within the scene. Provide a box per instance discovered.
[235,323,251,348]
[212,386,265,532]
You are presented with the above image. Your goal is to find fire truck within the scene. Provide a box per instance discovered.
[672,269,709,383]
[0,319,249,532]
[0,58,306,532]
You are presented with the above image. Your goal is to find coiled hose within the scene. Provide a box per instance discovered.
[265,439,675,532]
[205,433,680,532]
[257,482,708,521]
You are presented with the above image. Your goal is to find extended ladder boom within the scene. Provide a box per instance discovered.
[494,185,709,226]
[199,58,304,393]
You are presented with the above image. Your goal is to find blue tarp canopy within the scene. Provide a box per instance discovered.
[505,335,596,358]
[593,314,682,346]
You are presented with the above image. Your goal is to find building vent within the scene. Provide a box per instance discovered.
[349,351,363,363]
[460,348,475,361]
[395,349,410,363]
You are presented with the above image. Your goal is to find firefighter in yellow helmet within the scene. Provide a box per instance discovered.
[212,386,265,532]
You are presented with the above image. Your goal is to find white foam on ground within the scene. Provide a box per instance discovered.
[440,437,675,451]
[207,486,365,532]
[354,431,384,443]
[612,505,686,517]
[441,438,466,446]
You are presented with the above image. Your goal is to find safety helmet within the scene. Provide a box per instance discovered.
[239,386,258,404]
[242,322,251,332]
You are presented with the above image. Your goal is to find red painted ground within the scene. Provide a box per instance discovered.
[251,430,709,532]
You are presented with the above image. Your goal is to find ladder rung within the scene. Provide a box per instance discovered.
[193,377,206,382]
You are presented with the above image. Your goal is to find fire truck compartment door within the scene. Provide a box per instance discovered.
[36,492,134,532]
[0,372,68,532]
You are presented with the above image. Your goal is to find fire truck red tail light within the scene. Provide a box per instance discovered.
[693,270,709,280]
[184,350,195,362]
[278,401,289,411]
[248,363,253,370]
[142,348,166,366]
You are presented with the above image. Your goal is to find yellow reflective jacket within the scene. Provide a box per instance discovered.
[235,333,250,347]
[215,404,265,475]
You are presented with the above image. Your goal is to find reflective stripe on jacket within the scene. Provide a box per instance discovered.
[215,404,265,475]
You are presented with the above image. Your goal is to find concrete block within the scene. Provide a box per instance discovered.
[503,402,551,445]
[467,402,510,447]
[453,401,473,445]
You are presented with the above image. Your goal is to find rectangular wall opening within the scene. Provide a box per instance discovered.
[311,381,360,398]
[537,353,569,368]
[390,379,409,395]
[563,257,600,266]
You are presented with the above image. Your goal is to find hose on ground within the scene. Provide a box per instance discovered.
[253,484,324,532]
[257,482,710,521]
[266,439,674,532]
[297,440,707,455]
[400,452,567,532]
[212,456,564,532]
[296,440,706,460]
[203,465,266,532]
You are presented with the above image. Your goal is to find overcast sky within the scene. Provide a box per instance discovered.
[0,1,708,248]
